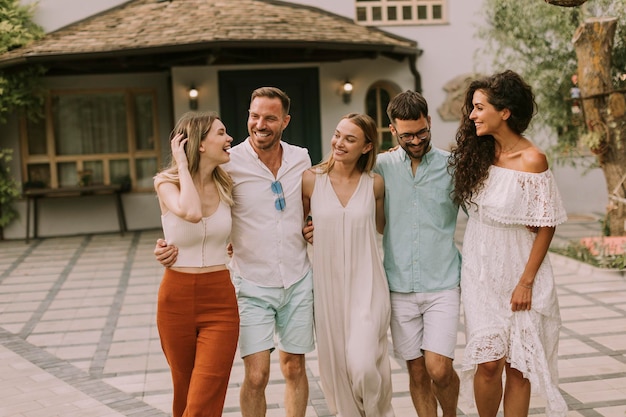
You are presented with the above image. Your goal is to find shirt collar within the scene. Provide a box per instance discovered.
[399,145,433,166]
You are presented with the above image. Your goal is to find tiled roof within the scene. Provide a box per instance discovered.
[0,0,419,70]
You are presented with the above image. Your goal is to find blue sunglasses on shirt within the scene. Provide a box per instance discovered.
[271,181,286,211]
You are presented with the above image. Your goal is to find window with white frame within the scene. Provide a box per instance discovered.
[356,0,447,26]
[21,89,161,192]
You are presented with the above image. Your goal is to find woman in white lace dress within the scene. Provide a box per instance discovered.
[448,70,568,417]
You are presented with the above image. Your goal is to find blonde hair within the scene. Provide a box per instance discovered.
[154,111,233,206]
[316,113,379,174]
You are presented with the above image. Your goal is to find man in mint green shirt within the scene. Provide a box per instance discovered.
[374,90,461,417]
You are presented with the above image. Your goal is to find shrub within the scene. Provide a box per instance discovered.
[0,148,20,229]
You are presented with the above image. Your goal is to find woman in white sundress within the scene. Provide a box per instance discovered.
[302,113,394,417]
[448,70,568,417]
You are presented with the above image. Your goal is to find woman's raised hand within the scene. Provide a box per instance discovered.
[171,133,189,167]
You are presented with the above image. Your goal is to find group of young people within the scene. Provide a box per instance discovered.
[152,70,568,417]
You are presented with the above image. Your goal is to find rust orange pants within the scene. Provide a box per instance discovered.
[157,269,239,417]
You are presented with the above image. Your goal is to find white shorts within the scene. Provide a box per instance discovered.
[390,287,460,361]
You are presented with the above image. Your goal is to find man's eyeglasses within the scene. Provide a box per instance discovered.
[271,181,286,211]
[396,128,430,144]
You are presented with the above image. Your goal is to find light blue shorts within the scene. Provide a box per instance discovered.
[390,287,460,361]
[233,270,315,358]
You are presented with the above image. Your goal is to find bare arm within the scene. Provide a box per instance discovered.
[510,145,554,311]
[301,169,315,244]
[510,226,555,311]
[156,133,203,222]
[373,173,385,234]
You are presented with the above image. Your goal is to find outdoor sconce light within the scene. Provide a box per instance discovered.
[188,85,199,110]
[342,80,353,104]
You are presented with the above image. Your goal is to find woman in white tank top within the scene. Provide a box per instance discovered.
[153,112,238,417]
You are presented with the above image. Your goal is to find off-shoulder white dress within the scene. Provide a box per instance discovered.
[310,171,394,417]
[460,165,568,417]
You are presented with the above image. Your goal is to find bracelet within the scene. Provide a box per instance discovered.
[518,283,533,289]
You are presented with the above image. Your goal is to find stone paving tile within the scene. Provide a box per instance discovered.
[0,216,624,416]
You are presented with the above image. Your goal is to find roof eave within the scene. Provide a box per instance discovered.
[0,40,420,72]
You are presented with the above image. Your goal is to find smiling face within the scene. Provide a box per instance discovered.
[390,115,431,161]
[331,118,372,165]
[470,89,509,137]
[201,118,233,165]
[247,96,291,153]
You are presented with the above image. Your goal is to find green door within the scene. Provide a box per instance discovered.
[218,67,322,164]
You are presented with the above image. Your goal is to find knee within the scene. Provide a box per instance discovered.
[245,366,270,390]
[407,357,428,385]
[280,355,306,382]
[476,361,503,381]
[427,363,455,386]
[347,359,381,388]
[505,366,530,389]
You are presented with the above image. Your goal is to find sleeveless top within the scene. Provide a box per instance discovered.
[309,171,394,416]
[161,201,231,267]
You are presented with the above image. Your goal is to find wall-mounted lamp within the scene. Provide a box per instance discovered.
[188,85,199,110]
[342,80,353,104]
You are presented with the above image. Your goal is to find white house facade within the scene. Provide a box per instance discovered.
[0,0,606,239]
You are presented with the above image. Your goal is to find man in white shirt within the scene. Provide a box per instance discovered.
[155,87,314,417]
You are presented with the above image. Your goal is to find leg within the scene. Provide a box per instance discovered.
[33,196,40,239]
[234,275,284,416]
[114,190,127,235]
[25,195,31,243]
[240,350,271,417]
[502,363,530,417]
[407,357,438,417]
[421,287,461,417]
[424,351,459,417]
[474,358,506,417]
[274,273,314,417]
[279,351,308,417]
[390,291,432,416]
[343,322,394,417]
[156,270,197,417]
[185,270,239,417]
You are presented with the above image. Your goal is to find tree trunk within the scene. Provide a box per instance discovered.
[573,17,626,236]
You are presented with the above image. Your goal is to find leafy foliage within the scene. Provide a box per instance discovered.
[0,148,20,228]
[0,0,43,52]
[0,0,46,123]
[477,0,626,155]
[0,0,46,231]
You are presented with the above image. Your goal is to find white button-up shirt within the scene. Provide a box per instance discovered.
[225,138,312,288]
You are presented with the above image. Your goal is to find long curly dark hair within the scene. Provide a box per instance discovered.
[448,70,536,207]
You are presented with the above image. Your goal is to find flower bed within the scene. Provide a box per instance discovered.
[580,236,626,256]
[551,236,626,270]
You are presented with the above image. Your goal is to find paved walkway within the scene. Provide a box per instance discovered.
[0,213,625,417]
